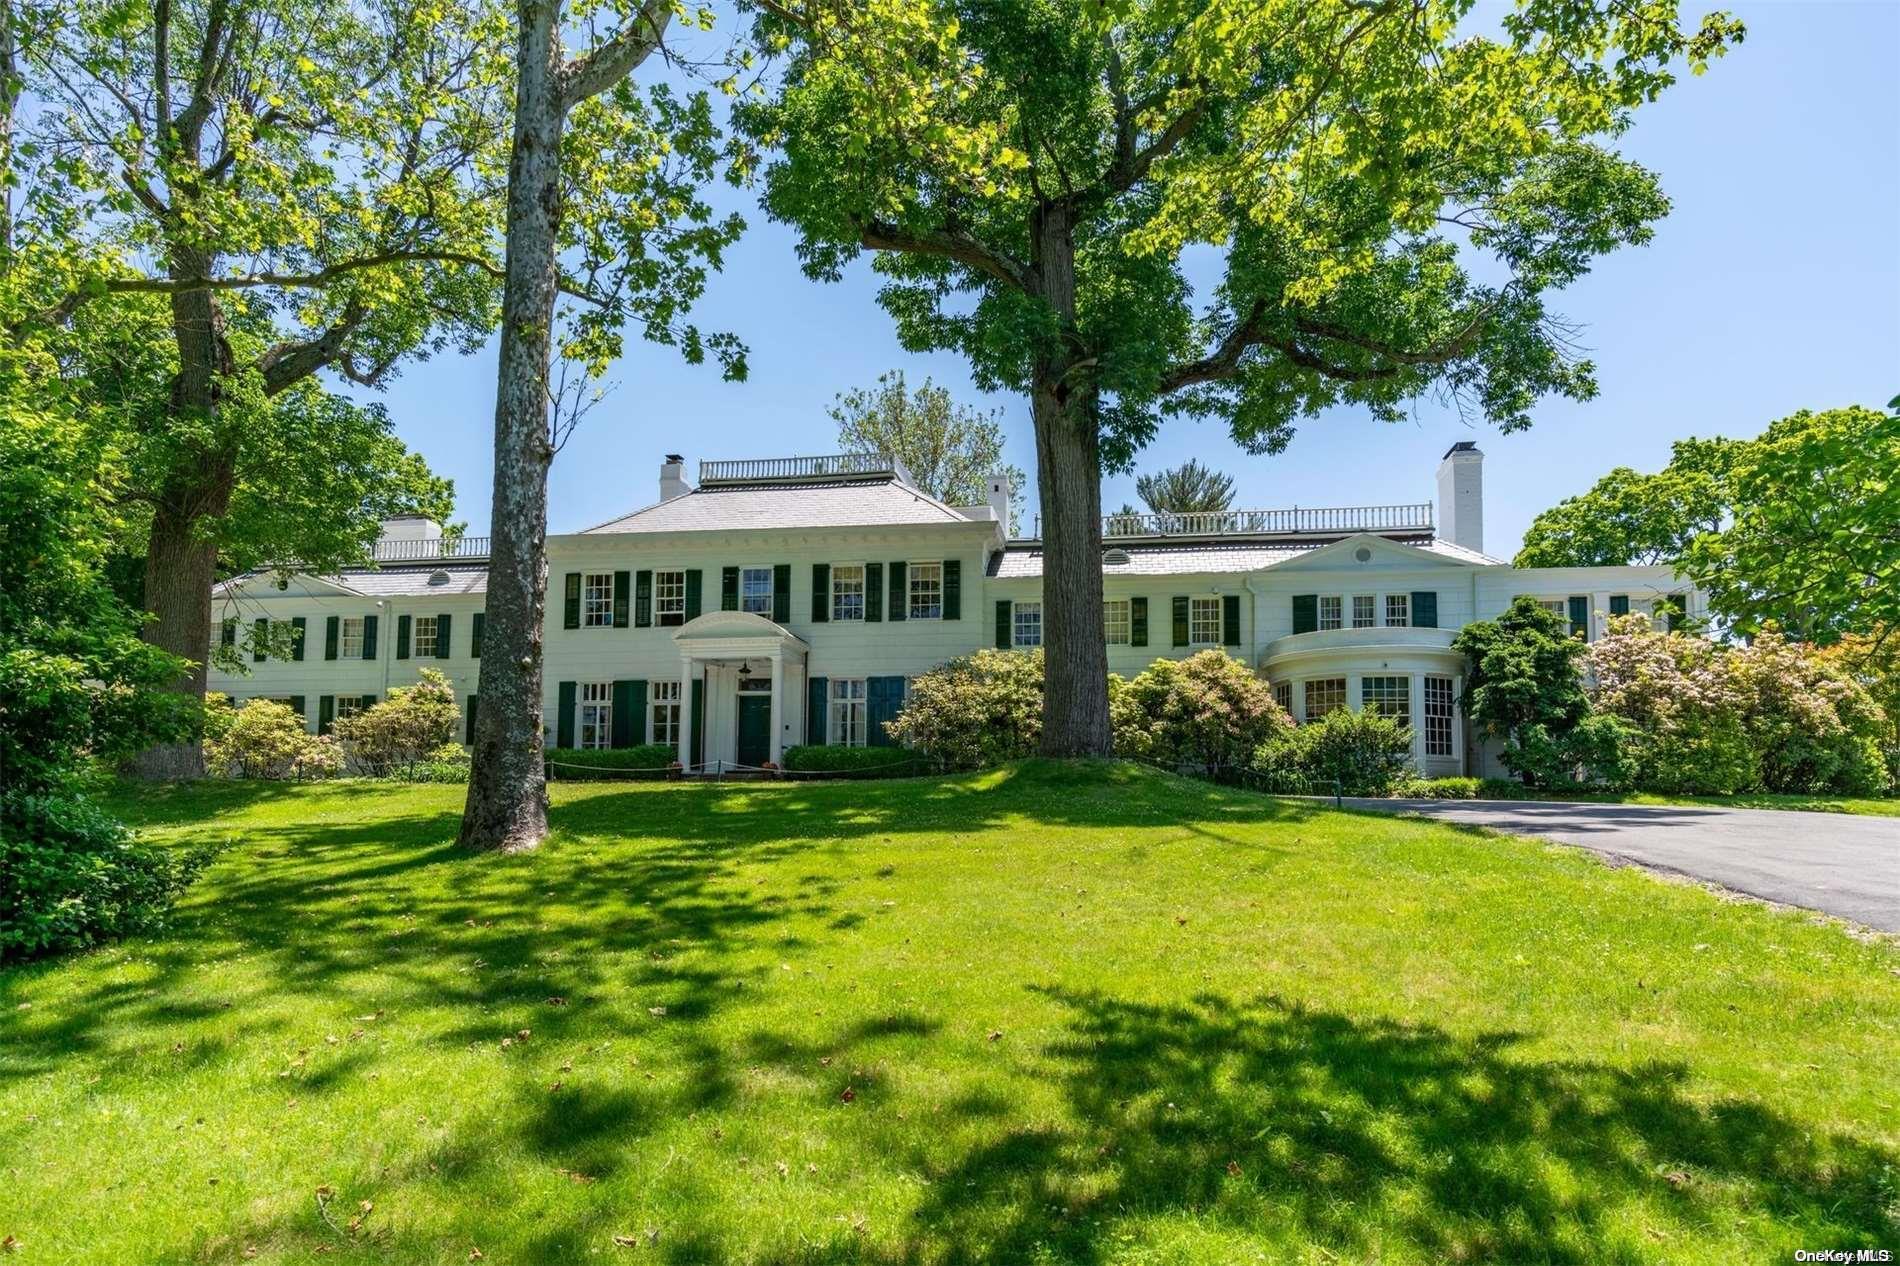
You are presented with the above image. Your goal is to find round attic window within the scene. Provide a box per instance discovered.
[1354,547,1373,563]
[1103,548,1131,566]
[428,570,452,586]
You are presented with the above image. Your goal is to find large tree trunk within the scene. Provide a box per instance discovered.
[1028,202,1113,757]
[459,0,565,851]
[131,247,236,780]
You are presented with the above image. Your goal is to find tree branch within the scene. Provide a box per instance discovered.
[854,215,1031,293]
[256,303,364,395]
[558,0,672,110]
[1101,93,1205,194]
[1156,300,1491,393]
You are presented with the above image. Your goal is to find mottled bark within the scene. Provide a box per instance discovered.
[1027,201,1113,756]
[457,0,565,851]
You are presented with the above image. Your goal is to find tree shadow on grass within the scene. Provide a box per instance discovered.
[903,988,1899,1264]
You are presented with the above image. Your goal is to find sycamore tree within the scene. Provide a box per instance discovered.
[460,0,746,851]
[737,0,1741,755]
[830,369,1025,517]
[9,0,516,776]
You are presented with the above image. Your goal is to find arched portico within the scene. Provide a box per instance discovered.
[1259,627,1467,776]
[671,611,810,772]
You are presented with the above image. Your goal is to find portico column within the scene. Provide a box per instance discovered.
[768,646,785,766]
[1409,673,1425,770]
[677,654,695,770]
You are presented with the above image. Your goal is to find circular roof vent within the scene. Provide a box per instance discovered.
[1353,546,1373,563]
[427,569,452,586]
[1103,548,1131,566]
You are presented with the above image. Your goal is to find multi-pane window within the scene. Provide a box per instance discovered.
[335,695,368,721]
[1384,594,1410,628]
[1424,675,1454,758]
[740,567,774,615]
[579,682,612,750]
[1362,675,1411,730]
[1013,602,1042,648]
[1304,677,1347,719]
[339,617,365,658]
[1272,681,1293,713]
[583,572,615,626]
[1189,597,1222,645]
[1352,595,1377,629]
[832,564,866,622]
[650,680,680,746]
[908,561,943,620]
[829,678,867,746]
[1318,595,1343,631]
[413,615,439,657]
[1535,598,1567,618]
[1103,598,1131,645]
[654,570,686,626]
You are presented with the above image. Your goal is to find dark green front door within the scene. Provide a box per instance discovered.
[736,694,771,767]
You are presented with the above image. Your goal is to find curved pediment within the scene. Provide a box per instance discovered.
[672,609,808,648]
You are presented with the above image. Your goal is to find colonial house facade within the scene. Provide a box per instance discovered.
[208,443,1701,777]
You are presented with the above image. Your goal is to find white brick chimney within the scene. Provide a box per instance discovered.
[986,472,1012,532]
[659,453,690,502]
[1436,441,1484,554]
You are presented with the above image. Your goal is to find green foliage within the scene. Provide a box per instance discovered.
[1134,460,1234,515]
[1727,629,1889,796]
[1454,597,1594,787]
[203,700,330,780]
[1585,614,1757,794]
[1390,776,1486,799]
[0,792,214,963]
[1111,650,1289,779]
[1252,708,1415,797]
[544,746,679,780]
[1515,443,1733,567]
[330,670,460,778]
[780,745,923,776]
[830,370,1024,524]
[885,649,1044,770]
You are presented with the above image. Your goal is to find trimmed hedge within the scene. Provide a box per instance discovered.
[781,745,925,777]
[1390,776,1486,799]
[544,744,677,780]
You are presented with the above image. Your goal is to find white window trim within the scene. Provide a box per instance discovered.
[412,615,439,658]
[1351,594,1377,629]
[1103,597,1132,646]
[738,564,775,616]
[829,677,867,746]
[1012,601,1042,648]
[1423,674,1455,759]
[649,680,681,746]
[831,562,867,623]
[339,616,365,659]
[582,571,616,627]
[654,567,687,627]
[1317,595,1343,632]
[578,681,613,750]
[1188,595,1223,646]
[907,560,944,621]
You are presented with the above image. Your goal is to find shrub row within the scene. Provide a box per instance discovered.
[543,744,677,780]
[781,745,924,775]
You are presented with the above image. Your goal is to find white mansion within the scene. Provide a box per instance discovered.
[209,443,1699,777]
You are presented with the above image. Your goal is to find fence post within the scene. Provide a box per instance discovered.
[1334,778,1342,809]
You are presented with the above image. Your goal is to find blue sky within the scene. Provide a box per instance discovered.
[364,0,1899,560]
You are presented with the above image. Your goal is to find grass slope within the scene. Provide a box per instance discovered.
[3,762,1896,1264]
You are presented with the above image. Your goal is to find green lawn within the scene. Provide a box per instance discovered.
[3,763,1896,1264]
[1617,791,1900,817]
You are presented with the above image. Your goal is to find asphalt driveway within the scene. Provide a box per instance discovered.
[1341,798,1900,932]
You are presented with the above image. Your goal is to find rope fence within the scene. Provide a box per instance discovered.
[544,755,938,782]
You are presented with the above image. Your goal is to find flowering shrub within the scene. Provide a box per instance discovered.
[886,649,1043,770]
[1112,651,1290,779]
[1727,628,1888,795]
[332,669,461,777]
[1584,616,1755,794]
[1252,708,1415,796]
[205,699,319,778]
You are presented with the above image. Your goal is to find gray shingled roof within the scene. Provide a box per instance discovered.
[583,478,976,534]
[988,536,1499,579]
[216,565,489,598]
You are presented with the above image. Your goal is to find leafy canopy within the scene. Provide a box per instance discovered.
[1514,439,1733,568]
[740,0,1742,466]
[830,369,1025,517]
[1135,459,1235,514]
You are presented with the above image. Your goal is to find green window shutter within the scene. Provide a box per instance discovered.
[324,616,340,660]
[253,617,268,662]
[361,614,378,660]
[772,564,791,623]
[1222,595,1241,647]
[1411,591,1439,629]
[221,619,236,649]
[942,559,961,620]
[806,675,828,745]
[811,564,830,623]
[867,676,905,746]
[465,694,479,745]
[1171,597,1190,648]
[361,693,377,708]
[1567,595,1590,639]
[288,696,306,728]
[721,566,740,612]
[1609,594,1630,617]
[613,572,630,627]
[291,616,306,661]
[396,614,411,660]
[865,562,883,623]
[995,600,1012,648]
[1291,594,1318,635]
[436,613,452,659]
[635,570,652,627]
[563,572,582,629]
[690,678,704,766]
[684,570,703,621]
[611,679,642,748]
[556,681,576,749]
[318,695,335,735]
[1130,596,1148,647]
[471,612,484,659]
[888,561,907,621]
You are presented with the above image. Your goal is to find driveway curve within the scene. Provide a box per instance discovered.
[1341,798,1900,932]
